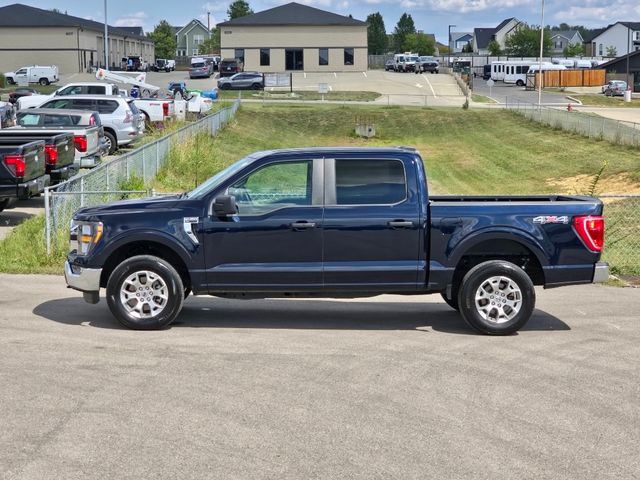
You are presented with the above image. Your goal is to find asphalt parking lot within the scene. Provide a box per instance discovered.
[1,276,638,479]
[472,80,575,105]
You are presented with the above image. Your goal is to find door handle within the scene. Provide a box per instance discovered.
[290,221,316,230]
[387,220,414,228]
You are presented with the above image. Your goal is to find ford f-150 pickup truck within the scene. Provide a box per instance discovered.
[0,139,49,211]
[64,147,608,334]
[0,132,76,184]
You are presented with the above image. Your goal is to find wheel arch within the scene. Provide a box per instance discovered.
[448,231,548,289]
[99,234,193,290]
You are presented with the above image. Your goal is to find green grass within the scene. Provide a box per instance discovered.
[471,94,497,104]
[217,90,381,102]
[154,104,640,196]
[571,94,640,108]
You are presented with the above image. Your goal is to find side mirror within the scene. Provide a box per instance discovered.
[212,194,238,217]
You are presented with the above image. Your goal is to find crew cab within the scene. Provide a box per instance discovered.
[64,147,608,335]
[0,131,75,184]
[0,140,49,211]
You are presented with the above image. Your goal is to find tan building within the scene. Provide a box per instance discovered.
[0,3,154,74]
[218,2,367,72]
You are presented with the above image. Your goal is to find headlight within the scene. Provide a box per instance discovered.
[70,220,103,255]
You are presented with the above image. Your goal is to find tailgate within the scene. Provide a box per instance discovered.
[0,142,46,182]
[53,133,75,169]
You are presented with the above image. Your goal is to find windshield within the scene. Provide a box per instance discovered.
[185,154,258,199]
[409,56,419,62]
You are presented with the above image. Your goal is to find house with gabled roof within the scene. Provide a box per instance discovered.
[473,18,520,54]
[0,3,154,73]
[550,30,584,55]
[450,32,473,53]
[217,2,367,72]
[175,19,211,60]
[588,22,640,58]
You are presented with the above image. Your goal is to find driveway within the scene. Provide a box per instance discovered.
[1,275,638,479]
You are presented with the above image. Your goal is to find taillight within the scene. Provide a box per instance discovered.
[74,135,87,152]
[573,215,604,252]
[124,109,133,124]
[4,154,26,178]
[162,102,169,118]
[44,144,58,166]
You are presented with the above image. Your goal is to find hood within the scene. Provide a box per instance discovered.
[74,195,182,218]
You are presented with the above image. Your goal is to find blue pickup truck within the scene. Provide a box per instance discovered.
[64,147,608,335]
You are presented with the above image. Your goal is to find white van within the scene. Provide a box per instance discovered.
[4,65,59,86]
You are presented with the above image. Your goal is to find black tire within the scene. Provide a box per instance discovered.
[39,78,50,86]
[440,291,459,311]
[106,255,184,330]
[457,260,535,335]
[103,131,117,155]
[516,80,524,87]
[221,83,231,90]
[7,78,15,85]
[0,198,10,213]
[251,83,262,90]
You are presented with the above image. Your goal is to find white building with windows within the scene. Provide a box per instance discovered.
[218,2,367,72]
[589,22,640,57]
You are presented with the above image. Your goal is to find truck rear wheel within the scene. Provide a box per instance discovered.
[106,255,184,330]
[39,78,50,86]
[457,260,535,335]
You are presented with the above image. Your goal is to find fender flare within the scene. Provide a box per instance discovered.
[99,229,195,268]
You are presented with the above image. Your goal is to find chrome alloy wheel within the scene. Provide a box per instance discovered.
[474,276,522,323]
[120,270,169,319]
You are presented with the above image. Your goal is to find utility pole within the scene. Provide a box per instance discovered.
[448,24,457,67]
[537,0,545,108]
[104,0,109,69]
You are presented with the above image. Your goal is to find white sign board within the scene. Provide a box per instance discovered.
[486,79,495,87]
[318,83,329,94]
[264,73,291,88]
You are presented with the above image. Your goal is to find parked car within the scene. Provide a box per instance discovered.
[37,96,142,155]
[0,139,49,212]
[603,80,628,96]
[151,59,175,72]
[384,59,395,71]
[218,58,244,77]
[8,87,39,104]
[64,147,608,334]
[3,65,58,86]
[416,56,439,74]
[189,58,213,79]
[0,132,76,184]
[217,72,264,90]
[15,108,109,161]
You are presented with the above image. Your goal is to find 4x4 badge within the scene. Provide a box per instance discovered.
[533,215,569,224]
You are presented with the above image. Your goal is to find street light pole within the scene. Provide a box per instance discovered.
[104,0,109,69]
[448,24,457,67]
[627,26,631,90]
[537,0,545,107]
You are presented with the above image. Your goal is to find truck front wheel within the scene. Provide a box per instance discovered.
[106,255,184,330]
[457,260,535,335]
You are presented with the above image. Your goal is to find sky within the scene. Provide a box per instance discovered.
[3,0,639,42]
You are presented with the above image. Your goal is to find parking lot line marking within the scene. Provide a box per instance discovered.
[334,72,337,78]
[415,83,424,88]
[422,74,437,97]
[304,72,307,78]
[362,71,367,78]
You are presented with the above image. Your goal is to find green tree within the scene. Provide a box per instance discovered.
[505,26,552,57]
[605,45,617,57]
[366,12,388,55]
[198,29,221,55]
[150,20,177,59]
[462,41,473,53]
[403,33,435,55]
[393,13,416,52]
[487,39,501,55]
[227,0,253,20]
[563,42,585,56]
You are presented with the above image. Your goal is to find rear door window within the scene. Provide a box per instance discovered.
[333,159,406,205]
[71,99,94,110]
[17,113,42,126]
[86,85,106,94]
[95,100,119,114]
[43,114,72,126]
[43,99,73,109]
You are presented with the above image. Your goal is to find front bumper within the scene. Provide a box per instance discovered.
[65,260,102,294]
[593,262,610,283]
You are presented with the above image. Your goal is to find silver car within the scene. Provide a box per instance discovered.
[37,95,142,154]
[217,72,264,90]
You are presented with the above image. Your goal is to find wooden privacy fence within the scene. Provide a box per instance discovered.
[526,69,606,89]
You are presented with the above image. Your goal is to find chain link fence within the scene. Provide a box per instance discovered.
[506,98,640,148]
[600,195,640,276]
[44,99,240,253]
